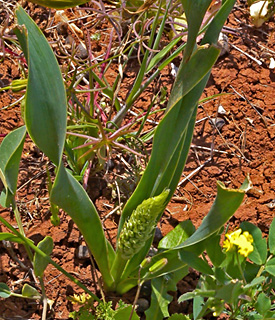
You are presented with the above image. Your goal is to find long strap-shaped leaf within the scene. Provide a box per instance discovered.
[0,126,26,207]
[118,45,220,236]
[181,0,212,62]
[15,7,115,288]
[115,0,237,290]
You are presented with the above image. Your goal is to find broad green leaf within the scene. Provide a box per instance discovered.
[178,290,215,303]
[215,281,243,305]
[0,232,24,244]
[0,283,11,298]
[244,261,260,283]
[255,292,271,316]
[114,305,139,320]
[240,221,267,265]
[145,268,188,320]
[175,178,250,249]
[265,257,275,277]
[193,295,204,320]
[166,46,220,113]
[22,283,41,298]
[206,234,225,267]
[0,126,26,207]
[16,7,67,165]
[269,217,275,254]
[50,163,115,288]
[243,276,265,289]
[34,236,54,277]
[179,251,213,275]
[158,220,195,250]
[181,0,213,62]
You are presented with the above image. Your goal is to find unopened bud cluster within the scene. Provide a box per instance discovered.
[117,189,170,259]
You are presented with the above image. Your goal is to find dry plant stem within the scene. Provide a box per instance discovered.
[229,42,262,66]
[103,203,123,221]
[13,203,33,261]
[129,269,143,320]
[39,277,48,320]
[2,240,28,270]
[178,157,212,187]
[229,85,269,127]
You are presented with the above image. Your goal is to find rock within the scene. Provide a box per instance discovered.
[75,245,90,260]
[140,281,152,298]
[76,43,88,59]
[136,298,149,312]
[56,22,68,36]
[153,227,163,244]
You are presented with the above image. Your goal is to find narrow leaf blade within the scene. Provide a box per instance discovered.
[50,164,115,287]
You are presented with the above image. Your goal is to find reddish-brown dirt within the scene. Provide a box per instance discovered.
[1,1,275,319]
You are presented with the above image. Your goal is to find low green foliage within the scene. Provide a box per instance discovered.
[178,219,275,319]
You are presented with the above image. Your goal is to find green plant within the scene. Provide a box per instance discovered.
[0,0,246,318]
[178,219,275,319]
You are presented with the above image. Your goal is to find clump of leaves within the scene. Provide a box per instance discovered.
[69,294,134,320]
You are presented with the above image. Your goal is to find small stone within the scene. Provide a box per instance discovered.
[140,280,152,298]
[209,117,226,131]
[65,35,75,47]
[56,22,68,35]
[269,57,275,69]
[217,32,229,57]
[218,105,226,115]
[153,227,163,244]
[136,298,149,313]
[75,245,90,260]
[266,199,275,209]
[76,43,88,59]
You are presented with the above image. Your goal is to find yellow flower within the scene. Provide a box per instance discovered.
[223,229,254,257]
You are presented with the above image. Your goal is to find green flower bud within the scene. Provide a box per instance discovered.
[117,189,170,259]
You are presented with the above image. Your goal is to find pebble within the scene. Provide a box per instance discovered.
[140,280,152,297]
[76,43,88,59]
[136,298,149,312]
[153,227,163,244]
[56,22,68,36]
[209,117,226,131]
[217,32,229,57]
[266,199,275,209]
[75,245,90,260]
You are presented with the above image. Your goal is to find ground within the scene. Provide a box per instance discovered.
[0,0,275,319]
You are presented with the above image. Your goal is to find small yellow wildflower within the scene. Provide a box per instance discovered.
[223,228,253,258]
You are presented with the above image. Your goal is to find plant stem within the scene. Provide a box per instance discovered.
[39,277,47,320]
[13,202,33,261]
[110,252,128,291]
[236,253,246,284]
